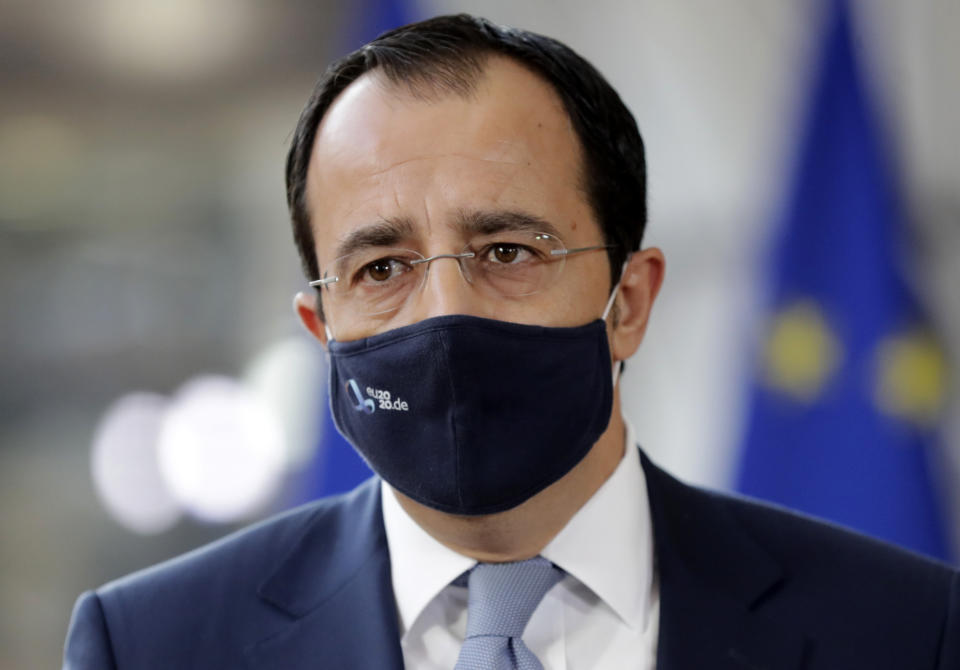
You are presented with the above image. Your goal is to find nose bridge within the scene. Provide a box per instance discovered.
[415,252,477,318]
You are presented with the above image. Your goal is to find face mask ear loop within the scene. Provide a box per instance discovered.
[603,256,632,384]
[601,283,619,322]
[601,257,632,322]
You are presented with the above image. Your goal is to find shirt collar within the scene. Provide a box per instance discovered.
[541,419,653,632]
[381,479,474,637]
[380,419,653,637]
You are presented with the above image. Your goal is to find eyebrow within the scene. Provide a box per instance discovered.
[331,217,417,260]
[454,209,563,239]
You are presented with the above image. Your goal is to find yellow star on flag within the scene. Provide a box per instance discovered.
[762,300,841,403]
[874,331,947,427]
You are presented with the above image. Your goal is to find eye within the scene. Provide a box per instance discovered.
[485,243,534,264]
[357,257,410,283]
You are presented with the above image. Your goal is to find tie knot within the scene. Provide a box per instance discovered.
[464,557,564,639]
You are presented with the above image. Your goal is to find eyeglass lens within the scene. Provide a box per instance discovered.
[321,231,567,316]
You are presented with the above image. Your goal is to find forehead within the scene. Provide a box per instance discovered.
[305,56,596,258]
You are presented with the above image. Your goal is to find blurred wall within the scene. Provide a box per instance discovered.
[1,1,957,668]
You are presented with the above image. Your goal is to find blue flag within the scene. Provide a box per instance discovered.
[302,0,419,500]
[736,0,951,561]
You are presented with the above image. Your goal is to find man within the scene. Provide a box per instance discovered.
[64,14,958,669]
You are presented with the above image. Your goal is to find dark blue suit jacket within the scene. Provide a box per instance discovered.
[64,452,960,669]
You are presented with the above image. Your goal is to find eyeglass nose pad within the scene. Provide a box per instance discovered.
[453,251,477,286]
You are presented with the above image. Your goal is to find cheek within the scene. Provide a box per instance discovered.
[563,257,616,321]
[495,266,610,328]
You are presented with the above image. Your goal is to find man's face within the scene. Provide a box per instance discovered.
[304,57,613,340]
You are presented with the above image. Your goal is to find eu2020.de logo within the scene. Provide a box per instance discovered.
[346,379,409,413]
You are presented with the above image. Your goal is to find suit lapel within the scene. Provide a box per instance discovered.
[641,452,809,670]
[244,479,404,670]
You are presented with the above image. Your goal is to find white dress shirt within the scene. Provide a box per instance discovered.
[381,420,659,669]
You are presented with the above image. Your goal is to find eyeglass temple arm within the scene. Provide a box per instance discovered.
[550,244,616,257]
[309,277,338,287]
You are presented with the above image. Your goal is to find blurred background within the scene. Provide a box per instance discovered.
[1,0,958,667]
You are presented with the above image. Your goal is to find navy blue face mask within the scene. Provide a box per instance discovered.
[327,314,614,515]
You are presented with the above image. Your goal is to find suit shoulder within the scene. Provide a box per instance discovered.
[98,483,371,606]
[643,453,956,619]
[644,452,955,585]
[716,488,955,582]
[69,480,384,668]
[642,452,960,669]
[685,480,958,635]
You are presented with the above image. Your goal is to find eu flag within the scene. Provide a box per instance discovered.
[736,0,952,561]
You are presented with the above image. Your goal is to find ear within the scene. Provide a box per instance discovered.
[610,247,665,362]
[294,291,329,348]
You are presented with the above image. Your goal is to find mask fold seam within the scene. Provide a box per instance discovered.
[436,332,464,510]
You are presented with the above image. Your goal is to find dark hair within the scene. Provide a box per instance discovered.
[286,14,647,296]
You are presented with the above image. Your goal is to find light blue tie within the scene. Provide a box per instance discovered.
[454,557,564,670]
